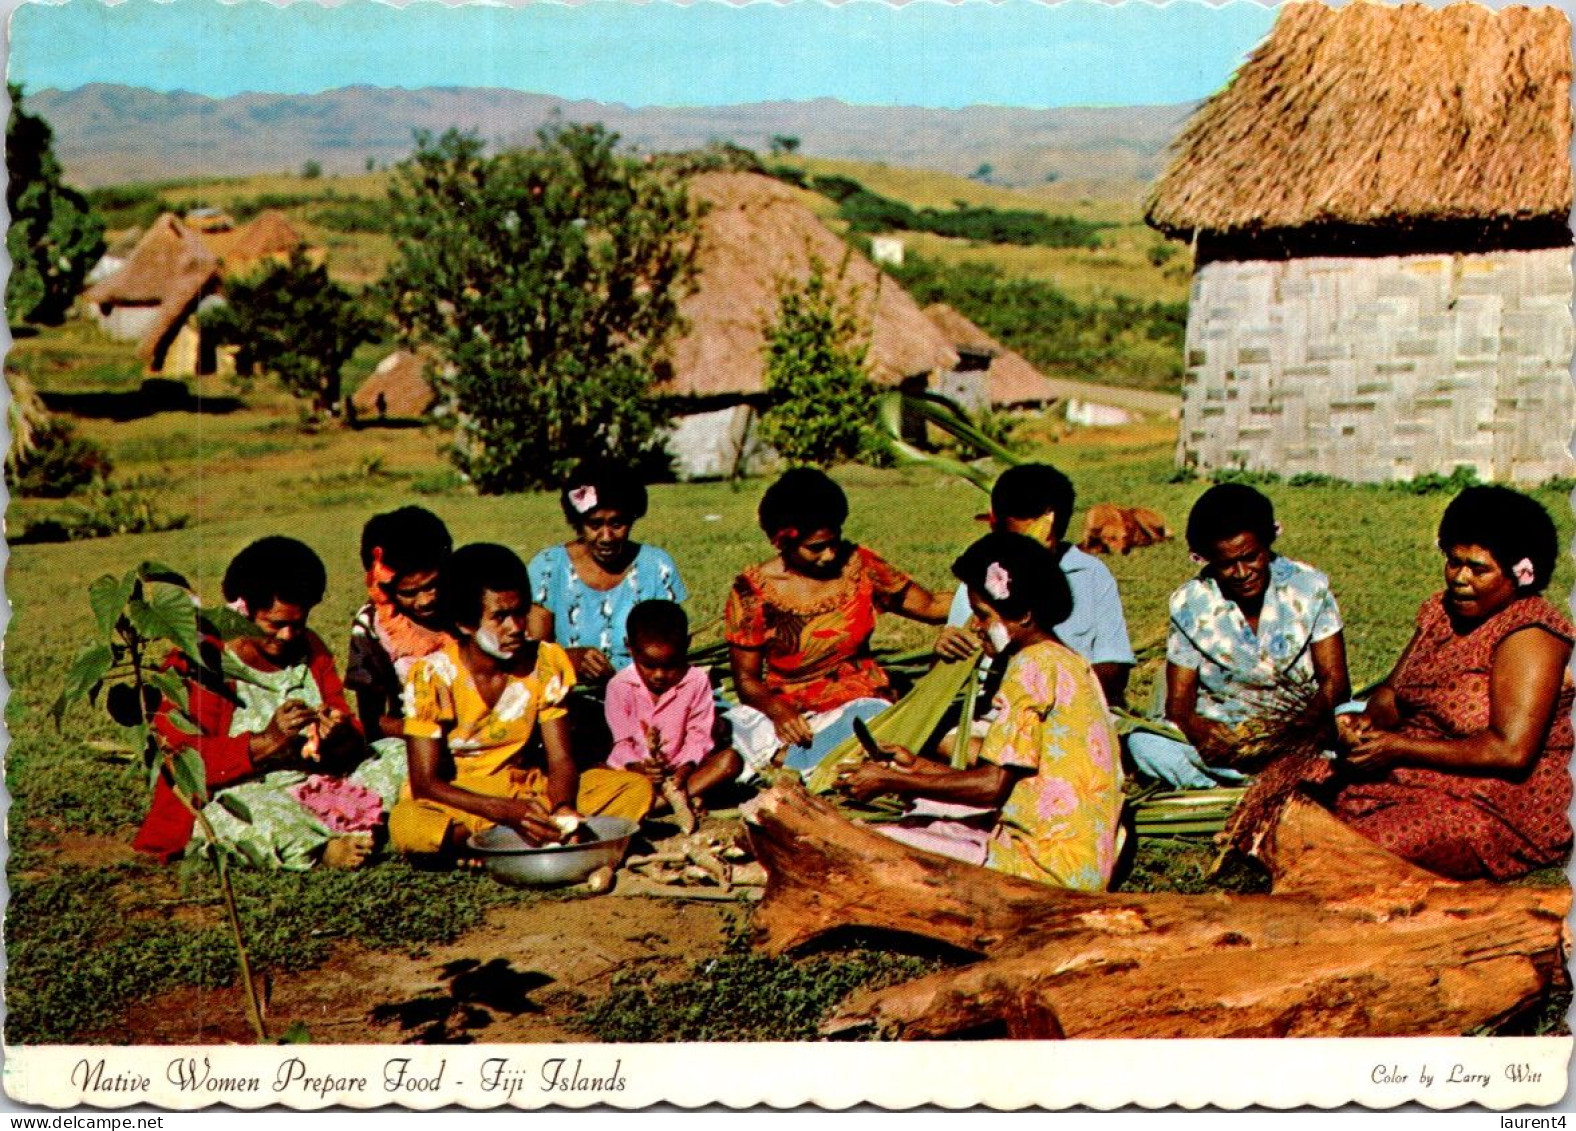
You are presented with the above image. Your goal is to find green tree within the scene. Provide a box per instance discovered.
[301,159,322,179]
[382,124,699,493]
[199,249,379,413]
[757,256,876,468]
[6,84,105,325]
[769,134,801,156]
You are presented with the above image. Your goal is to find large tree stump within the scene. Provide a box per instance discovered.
[741,782,1570,1039]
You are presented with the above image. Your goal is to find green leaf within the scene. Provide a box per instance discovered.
[217,793,254,824]
[198,604,264,640]
[220,648,269,688]
[277,1021,312,1045]
[88,572,136,640]
[232,839,271,869]
[163,710,201,735]
[137,561,191,589]
[171,747,209,806]
[145,668,190,716]
[50,642,116,726]
[127,584,200,660]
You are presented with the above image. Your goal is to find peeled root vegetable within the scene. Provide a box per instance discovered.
[662,780,697,834]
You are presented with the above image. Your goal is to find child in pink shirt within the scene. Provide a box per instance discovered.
[605,601,742,817]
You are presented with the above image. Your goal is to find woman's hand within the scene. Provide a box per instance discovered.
[496,795,568,846]
[1344,728,1410,771]
[312,709,365,769]
[837,761,897,802]
[1334,711,1375,750]
[252,699,316,762]
[767,703,815,750]
[568,647,614,684]
[934,626,980,663]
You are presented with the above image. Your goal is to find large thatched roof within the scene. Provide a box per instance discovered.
[82,213,221,364]
[661,172,957,399]
[205,209,304,273]
[1146,2,1572,237]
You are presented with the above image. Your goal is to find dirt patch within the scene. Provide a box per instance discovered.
[110,891,740,1045]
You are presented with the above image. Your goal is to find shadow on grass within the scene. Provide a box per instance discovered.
[368,958,553,1044]
[42,379,243,420]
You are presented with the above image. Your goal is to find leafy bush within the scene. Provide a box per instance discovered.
[18,484,188,543]
[310,197,394,233]
[85,183,166,230]
[8,416,112,497]
[758,257,877,468]
[815,175,1107,249]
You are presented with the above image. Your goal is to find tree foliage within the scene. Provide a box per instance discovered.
[758,257,877,468]
[382,124,699,493]
[199,248,379,412]
[6,84,105,325]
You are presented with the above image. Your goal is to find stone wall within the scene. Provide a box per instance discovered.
[1178,248,1574,483]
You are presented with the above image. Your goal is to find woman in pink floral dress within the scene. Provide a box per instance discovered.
[838,533,1124,891]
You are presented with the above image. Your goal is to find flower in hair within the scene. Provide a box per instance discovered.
[1513,557,1537,588]
[1189,552,1208,567]
[984,561,1011,601]
[227,596,250,618]
[567,484,599,514]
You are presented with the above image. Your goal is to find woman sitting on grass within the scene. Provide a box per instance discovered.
[1130,483,1350,789]
[527,459,686,685]
[725,468,954,779]
[346,505,454,740]
[133,537,407,870]
[389,544,652,861]
[1324,486,1572,880]
[837,533,1124,891]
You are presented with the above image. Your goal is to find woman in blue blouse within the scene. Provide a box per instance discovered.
[1130,483,1350,789]
[527,460,686,685]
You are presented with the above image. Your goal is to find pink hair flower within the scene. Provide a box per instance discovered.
[1513,557,1537,588]
[984,561,1011,601]
[226,596,250,617]
[567,484,599,514]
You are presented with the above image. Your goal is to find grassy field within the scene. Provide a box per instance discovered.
[7,308,1574,1042]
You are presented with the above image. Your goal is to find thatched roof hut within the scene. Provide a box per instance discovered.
[204,209,305,273]
[82,213,221,367]
[660,172,957,400]
[922,303,1052,407]
[1147,1,1574,485]
[351,350,437,419]
[1146,2,1572,259]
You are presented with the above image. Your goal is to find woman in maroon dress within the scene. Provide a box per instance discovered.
[1330,486,1572,880]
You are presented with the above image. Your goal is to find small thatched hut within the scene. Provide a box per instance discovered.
[81,210,309,378]
[658,171,958,479]
[82,213,222,375]
[351,350,438,420]
[1146,2,1573,484]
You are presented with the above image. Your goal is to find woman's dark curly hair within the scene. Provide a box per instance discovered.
[438,543,532,631]
[1437,486,1558,594]
[758,468,849,541]
[991,463,1076,542]
[222,536,327,614]
[359,505,453,578]
[952,532,1073,631]
[560,458,649,527]
[1185,483,1278,559]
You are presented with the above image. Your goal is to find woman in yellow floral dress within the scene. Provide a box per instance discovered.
[838,533,1124,891]
[388,543,652,860]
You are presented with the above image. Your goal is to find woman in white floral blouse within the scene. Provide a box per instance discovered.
[1130,483,1350,789]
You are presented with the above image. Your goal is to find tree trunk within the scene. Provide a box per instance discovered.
[741,782,1570,1040]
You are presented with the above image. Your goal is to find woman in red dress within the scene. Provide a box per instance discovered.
[1330,486,1572,880]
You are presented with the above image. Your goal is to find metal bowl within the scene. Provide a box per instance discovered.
[467,815,637,886]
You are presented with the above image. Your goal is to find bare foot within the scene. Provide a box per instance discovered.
[321,833,374,869]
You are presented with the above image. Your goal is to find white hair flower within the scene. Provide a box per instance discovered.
[983,561,1011,601]
[1513,557,1537,588]
[567,485,599,514]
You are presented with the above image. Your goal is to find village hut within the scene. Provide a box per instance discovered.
[657,171,959,479]
[81,210,309,378]
[351,349,438,420]
[82,213,222,376]
[1145,2,1573,484]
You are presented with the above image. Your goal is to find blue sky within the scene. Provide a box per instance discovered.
[9,0,1282,109]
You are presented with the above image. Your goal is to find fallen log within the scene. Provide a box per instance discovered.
[740,781,1570,1039]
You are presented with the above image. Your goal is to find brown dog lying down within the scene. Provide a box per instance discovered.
[1079,504,1172,555]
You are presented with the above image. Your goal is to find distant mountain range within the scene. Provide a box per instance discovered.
[34,84,1195,189]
